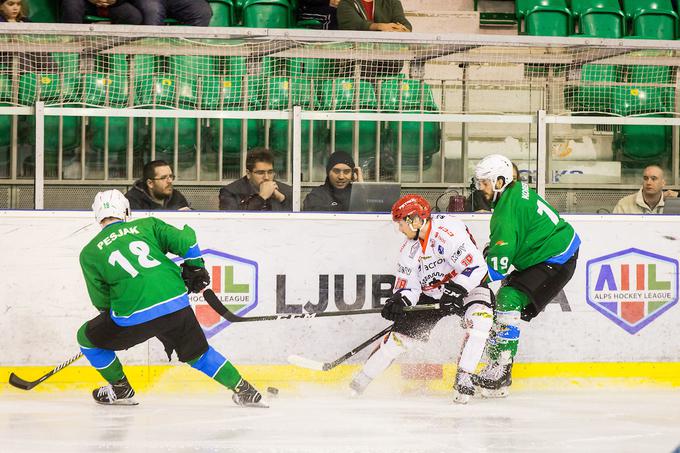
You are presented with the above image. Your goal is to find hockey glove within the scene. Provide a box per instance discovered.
[440,281,468,316]
[181,263,210,293]
[381,294,408,321]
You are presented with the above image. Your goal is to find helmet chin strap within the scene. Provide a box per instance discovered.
[407,217,427,239]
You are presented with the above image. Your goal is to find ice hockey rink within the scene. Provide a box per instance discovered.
[3,387,680,453]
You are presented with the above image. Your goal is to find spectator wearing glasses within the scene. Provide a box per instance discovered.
[125,160,191,210]
[218,148,292,211]
[303,151,363,211]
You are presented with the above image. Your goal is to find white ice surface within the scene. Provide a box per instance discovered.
[3,388,680,453]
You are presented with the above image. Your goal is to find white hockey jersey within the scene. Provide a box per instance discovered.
[394,214,488,305]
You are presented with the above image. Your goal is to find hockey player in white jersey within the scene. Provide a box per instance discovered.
[349,194,494,403]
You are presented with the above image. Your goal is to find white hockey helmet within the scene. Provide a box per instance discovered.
[92,189,130,224]
[474,154,514,195]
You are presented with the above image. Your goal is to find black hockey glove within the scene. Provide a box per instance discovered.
[440,281,468,316]
[181,263,210,293]
[381,294,408,321]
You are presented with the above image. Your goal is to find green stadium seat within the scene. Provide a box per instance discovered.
[25,0,59,22]
[380,79,440,172]
[0,75,11,175]
[320,78,378,172]
[568,64,618,113]
[241,0,293,28]
[570,0,625,38]
[82,73,131,177]
[614,122,671,167]
[201,76,264,177]
[517,0,573,35]
[622,0,678,39]
[209,0,236,26]
[263,77,327,172]
[613,65,674,115]
[22,113,81,178]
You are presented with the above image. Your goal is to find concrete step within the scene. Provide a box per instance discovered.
[406,10,480,34]
[402,0,473,12]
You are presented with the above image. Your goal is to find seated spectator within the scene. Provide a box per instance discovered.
[218,148,292,211]
[0,0,26,22]
[613,165,678,214]
[337,0,411,32]
[297,0,340,30]
[125,160,191,210]
[132,0,211,26]
[465,162,520,212]
[61,0,143,24]
[303,151,363,211]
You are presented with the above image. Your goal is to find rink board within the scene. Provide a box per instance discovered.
[1,210,679,389]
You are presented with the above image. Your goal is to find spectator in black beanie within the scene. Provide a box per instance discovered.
[303,151,364,211]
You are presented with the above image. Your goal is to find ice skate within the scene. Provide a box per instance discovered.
[472,360,513,398]
[92,377,138,405]
[452,370,475,404]
[349,371,372,397]
[232,378,268,408]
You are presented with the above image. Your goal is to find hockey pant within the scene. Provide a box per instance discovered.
[360,288,493,380]
[77,306,242,389]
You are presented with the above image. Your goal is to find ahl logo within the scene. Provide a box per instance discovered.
[586,248,678,334]
[179,249,258,338]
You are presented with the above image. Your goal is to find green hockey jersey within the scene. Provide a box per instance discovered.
[79,217,204,326]
[486,181,580,281]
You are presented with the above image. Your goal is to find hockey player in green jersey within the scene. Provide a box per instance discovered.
[77,189,265,407]
[472,154,580,397]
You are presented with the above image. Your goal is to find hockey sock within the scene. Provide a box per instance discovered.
[488,286,528,362]
[361,332,412,379]
[77,324,125,383]
[458,303,493,373]
[188,346,242,390]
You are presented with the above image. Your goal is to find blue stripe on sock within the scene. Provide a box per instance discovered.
[190,346,227,378]
[81,347,116,370]
[497,325,520,341]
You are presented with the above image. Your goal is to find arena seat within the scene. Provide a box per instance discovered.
[517,0,573,36]
[570,0,625,38]
[379,79,440,172]
[320,78,378,172]
[202,76,264,177]
[263,77,327,173]
[568,64,618,113]
[622,0,678,39]
[241,0,293,28]
[208,0,236,26]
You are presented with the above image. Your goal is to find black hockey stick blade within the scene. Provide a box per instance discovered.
[203,289,439,323]
[9,352,83,390]
[288,325,393,371]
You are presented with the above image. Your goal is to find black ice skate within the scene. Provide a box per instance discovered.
[472,361,513,398]
[92,377,138,405]
[452,370,475,404]
[232,378,268,408]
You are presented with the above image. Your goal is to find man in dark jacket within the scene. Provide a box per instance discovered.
[125,160,191,210]
[337,0,411,32]
[218,148,292,211]
[303,151,363,211]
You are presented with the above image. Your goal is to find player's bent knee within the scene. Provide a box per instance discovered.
[496,286,529,313]
[76,322,95,348]
[382,332,413,359]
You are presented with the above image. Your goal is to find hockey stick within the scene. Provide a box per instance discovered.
[287,325,392,371]
[203,289,439,323]
[9,352,83,390]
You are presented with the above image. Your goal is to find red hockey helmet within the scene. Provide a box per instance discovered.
[391,194,431,222]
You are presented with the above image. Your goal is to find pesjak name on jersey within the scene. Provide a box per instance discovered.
[96,226,140,250]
